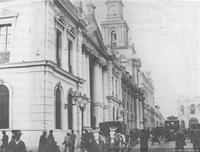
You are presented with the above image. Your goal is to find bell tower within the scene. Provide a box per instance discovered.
[101,0,129,48]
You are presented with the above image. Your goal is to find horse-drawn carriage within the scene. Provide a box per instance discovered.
[82,121,128,152]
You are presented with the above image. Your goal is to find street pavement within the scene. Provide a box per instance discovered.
[74,138,194,152]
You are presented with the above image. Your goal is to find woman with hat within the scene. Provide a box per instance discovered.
[38,130,47,152]
[7,130,26,152]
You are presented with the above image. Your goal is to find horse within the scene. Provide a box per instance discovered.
[103,126,127,152]
[82,130,103,152]
[93,129,106,149]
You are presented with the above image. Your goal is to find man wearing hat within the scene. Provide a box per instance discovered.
[7,130,26,152]
[70,129,76,152]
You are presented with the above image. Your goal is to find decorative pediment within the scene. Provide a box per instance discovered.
[87,29,105,51]
[0,9,18,19]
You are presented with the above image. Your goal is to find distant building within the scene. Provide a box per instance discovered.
[177,96,200,129]
[101,0,144,129]
[140,72,164,128]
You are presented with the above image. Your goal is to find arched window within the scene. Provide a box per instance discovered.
[190,104,196,114]
[0,85,9,129]
[111,30,117,48]
[180,105,184,115]
[68,92,73,129]
[55,88,61,129]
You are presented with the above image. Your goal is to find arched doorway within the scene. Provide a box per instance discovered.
[180,120,185,130]
[0,85,9,129]
[189,117,199,128]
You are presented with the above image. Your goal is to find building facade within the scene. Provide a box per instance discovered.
[0,0,164,151]
[177,96,200,129]
[140,72,164,128]
[101,0,145,130]
[0,0,109,150]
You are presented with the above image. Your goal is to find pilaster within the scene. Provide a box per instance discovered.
[86,54,91,127]
[136,98,140,129]
[103,66,108,121]
[92,62,102,127]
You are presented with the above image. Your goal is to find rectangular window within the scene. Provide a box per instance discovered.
[68,39,73,73]
[56,29,62,67]
[0,24,11,52]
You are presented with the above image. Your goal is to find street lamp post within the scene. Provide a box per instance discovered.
[72,91,88,150]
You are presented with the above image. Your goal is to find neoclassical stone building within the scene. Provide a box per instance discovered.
[0,0,162,151]
[178,96,200,129]
[0,0,110,151]
[139,72,164,128]
[101,0,144,130]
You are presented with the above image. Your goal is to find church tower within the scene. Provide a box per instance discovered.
[101,0,129,48]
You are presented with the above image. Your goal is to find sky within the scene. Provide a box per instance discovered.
[72,0,200,118]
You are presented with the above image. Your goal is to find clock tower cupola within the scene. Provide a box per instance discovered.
[101,0,129,48]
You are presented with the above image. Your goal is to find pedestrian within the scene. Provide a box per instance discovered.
[175,130,186,152]
[146,128,151,139]
[38,130,47,152]
[151,130,161,145]
[7,129,26,152]
[140,129,148,152]
[46,130,55,152]
[193,129,200,152]
[11,130,15,141]
[63,132,72,152]
[1,131,8,152]
[70,129,76,152]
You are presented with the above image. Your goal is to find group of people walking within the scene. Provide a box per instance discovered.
[0,129,26,152]
[38,129,76,152]
[127,127,187,152]
[0,129,76,152]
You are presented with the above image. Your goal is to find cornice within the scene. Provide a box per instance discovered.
[55,0,86,29]
[0,60,85,84]
[107,96,122,104]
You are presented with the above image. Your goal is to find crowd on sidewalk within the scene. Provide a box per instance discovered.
[0,127,199,152]
[0,129,77,152]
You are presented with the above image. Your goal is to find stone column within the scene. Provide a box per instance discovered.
[99,65,103,104]
[82,51,88,127]
[82,51,86,93]
[92,62,103,127]
[136,99,140,129]
[86,54,91,127]
[140,101,143,129]
[103,67,108,121]
[119,74,122,101]
[122,27,124,42]
[76,27,82,77]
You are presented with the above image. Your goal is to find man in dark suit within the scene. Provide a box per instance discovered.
[1,131,8,152]
[70,129,76,152]
[7,130,26,152]
[140,129,149,152]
